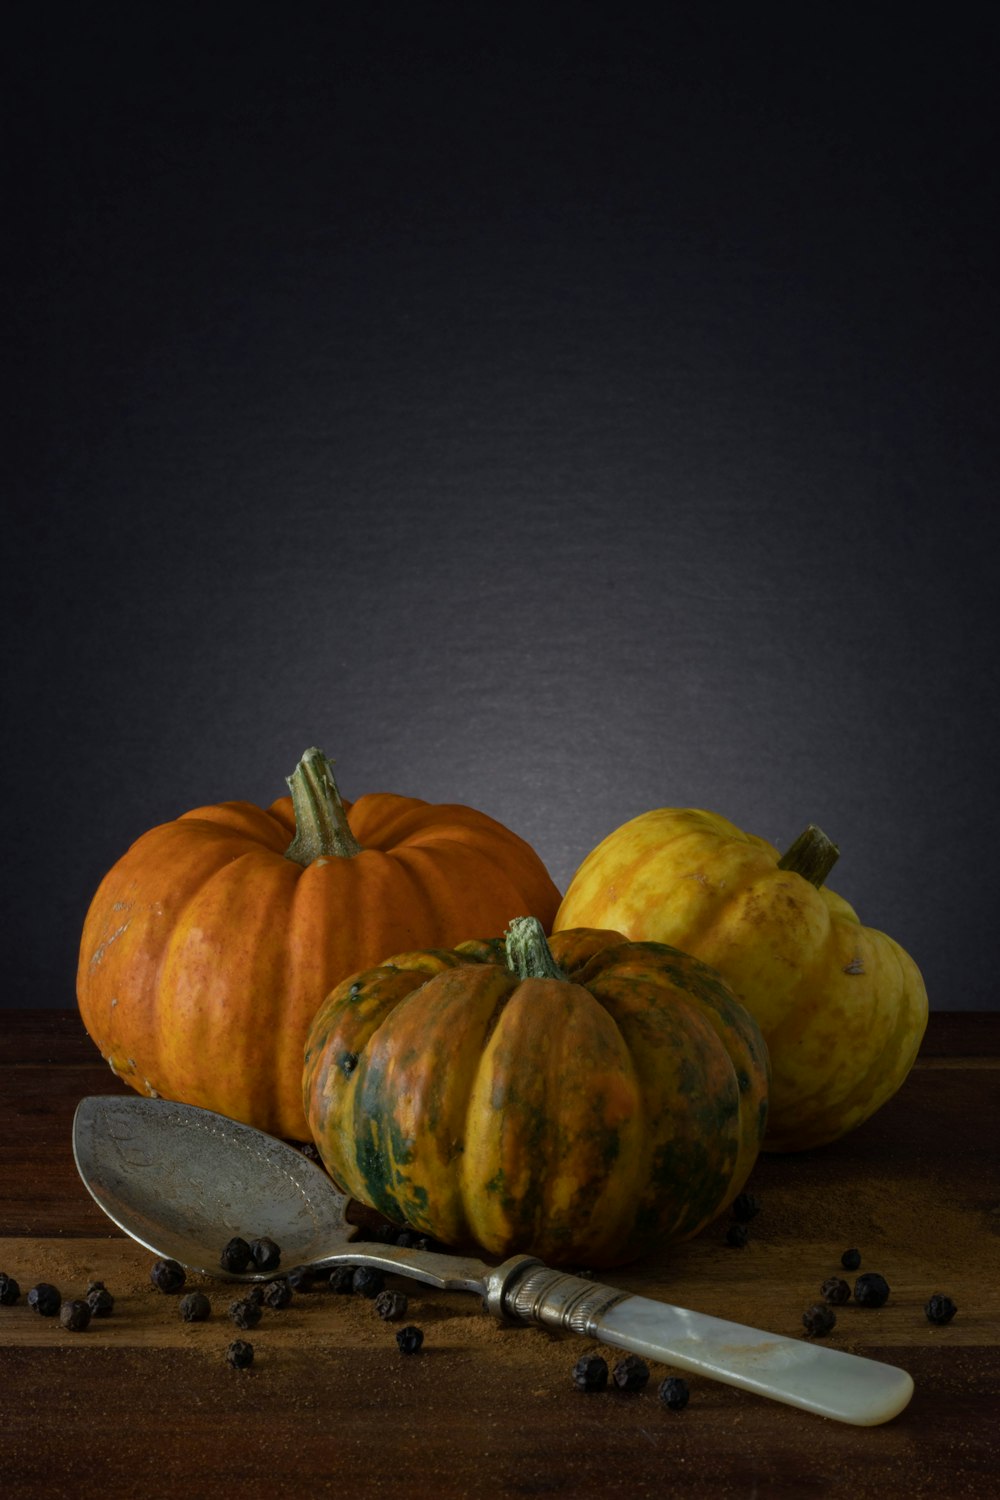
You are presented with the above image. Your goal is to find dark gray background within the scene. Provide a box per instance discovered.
[7,6,999,1009]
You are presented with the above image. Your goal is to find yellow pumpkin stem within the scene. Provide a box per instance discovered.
[505,916,567,981]
[284,747,362,865]
[777,825,840,888]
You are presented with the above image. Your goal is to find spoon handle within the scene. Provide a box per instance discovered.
[497,1264,914,1426]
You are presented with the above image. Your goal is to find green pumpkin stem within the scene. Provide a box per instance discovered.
[505,917,567,981]
[284,747,362,865]
[777,824,840,888]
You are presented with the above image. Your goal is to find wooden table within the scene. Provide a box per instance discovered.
[3,1010,998,1498]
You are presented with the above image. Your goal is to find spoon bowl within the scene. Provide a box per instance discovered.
[73,1094,353,1276]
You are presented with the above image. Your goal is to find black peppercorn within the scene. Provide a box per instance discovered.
[0,1273,22,1306]
[396,1324,424,1354]
[227,1339,254,1369]
[150,1258,186,1294]
[612,1355,650,1392]
[263,1278,293,1310]
[571,1354,609,1392]
[228,1297,262,1330]
[219,1237,253,1274]
[731,1192,761,1223]
[287,1266,322,1293]
[353,1266,385,1299]
[802,1303,837,1337]
[328,1266,357,1294]
[820,1277,851,1306]
[854,1273,890,1308]
[841,1248,861,1271]
[298,1142,321,1163]
[179,1291,211,1322]
[86,1285,115,1317]
[59,1298,92,1332]
[925,1294,957,1325]
[725,1223,749,1248]
[27,1283,61,1317]
[374,1289,409,1321]
[250,1237,281,1273]
[658,1377,690,1411]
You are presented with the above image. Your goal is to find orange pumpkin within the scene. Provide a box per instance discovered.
[77,748,561,1139]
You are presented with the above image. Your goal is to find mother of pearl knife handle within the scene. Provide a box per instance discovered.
[494,1263,914,1426]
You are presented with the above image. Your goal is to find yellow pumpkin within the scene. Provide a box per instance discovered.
[554,811,928,1151]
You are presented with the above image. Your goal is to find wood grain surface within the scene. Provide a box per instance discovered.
[2,1010,999,1498]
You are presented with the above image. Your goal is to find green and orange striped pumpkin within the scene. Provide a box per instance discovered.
[303,917,769,1268]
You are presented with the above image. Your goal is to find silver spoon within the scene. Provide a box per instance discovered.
[72,1095,913,1425]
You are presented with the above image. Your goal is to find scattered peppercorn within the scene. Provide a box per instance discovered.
[658,1377,690,1411]
[725,1223,749,1248]
[250,1237,281,1273]
[59,1299,92,1332]
[353,1266,386,1299]
[298,1142,321,1163]
[383,1226,438,1251]
[227,1339,254,1369]
[0,1274,22,1306]
[925,1294,958,1325]
[854,1273,890,1308]
[228,1297,262,1330]
[841,1248,862,1271]
[820,1277,851,1306]
[374,1289,409,1321]
[328,1266,357,1294]
[179,1291,211,1322]
[86,1285,115,1317]
[396,1325,424,1355]
[220,1237,253,1275]
[263,1278,293,1310]
[571,1354,609,1392]
[150,1258,186,1294]
[731,1192,761,1222]
[287,1267,322,1293]
[802,1303,837,1337]
[612,1355,650,1392]
[27,1283,61,1317]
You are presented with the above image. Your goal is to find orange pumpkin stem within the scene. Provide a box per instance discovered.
[505,916,567,981]
[284,747,362,865]
[777,825,840,888]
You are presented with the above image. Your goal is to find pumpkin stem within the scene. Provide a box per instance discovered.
[777,824,840,888]
[284,747,362,865]
[504,917,567,981]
